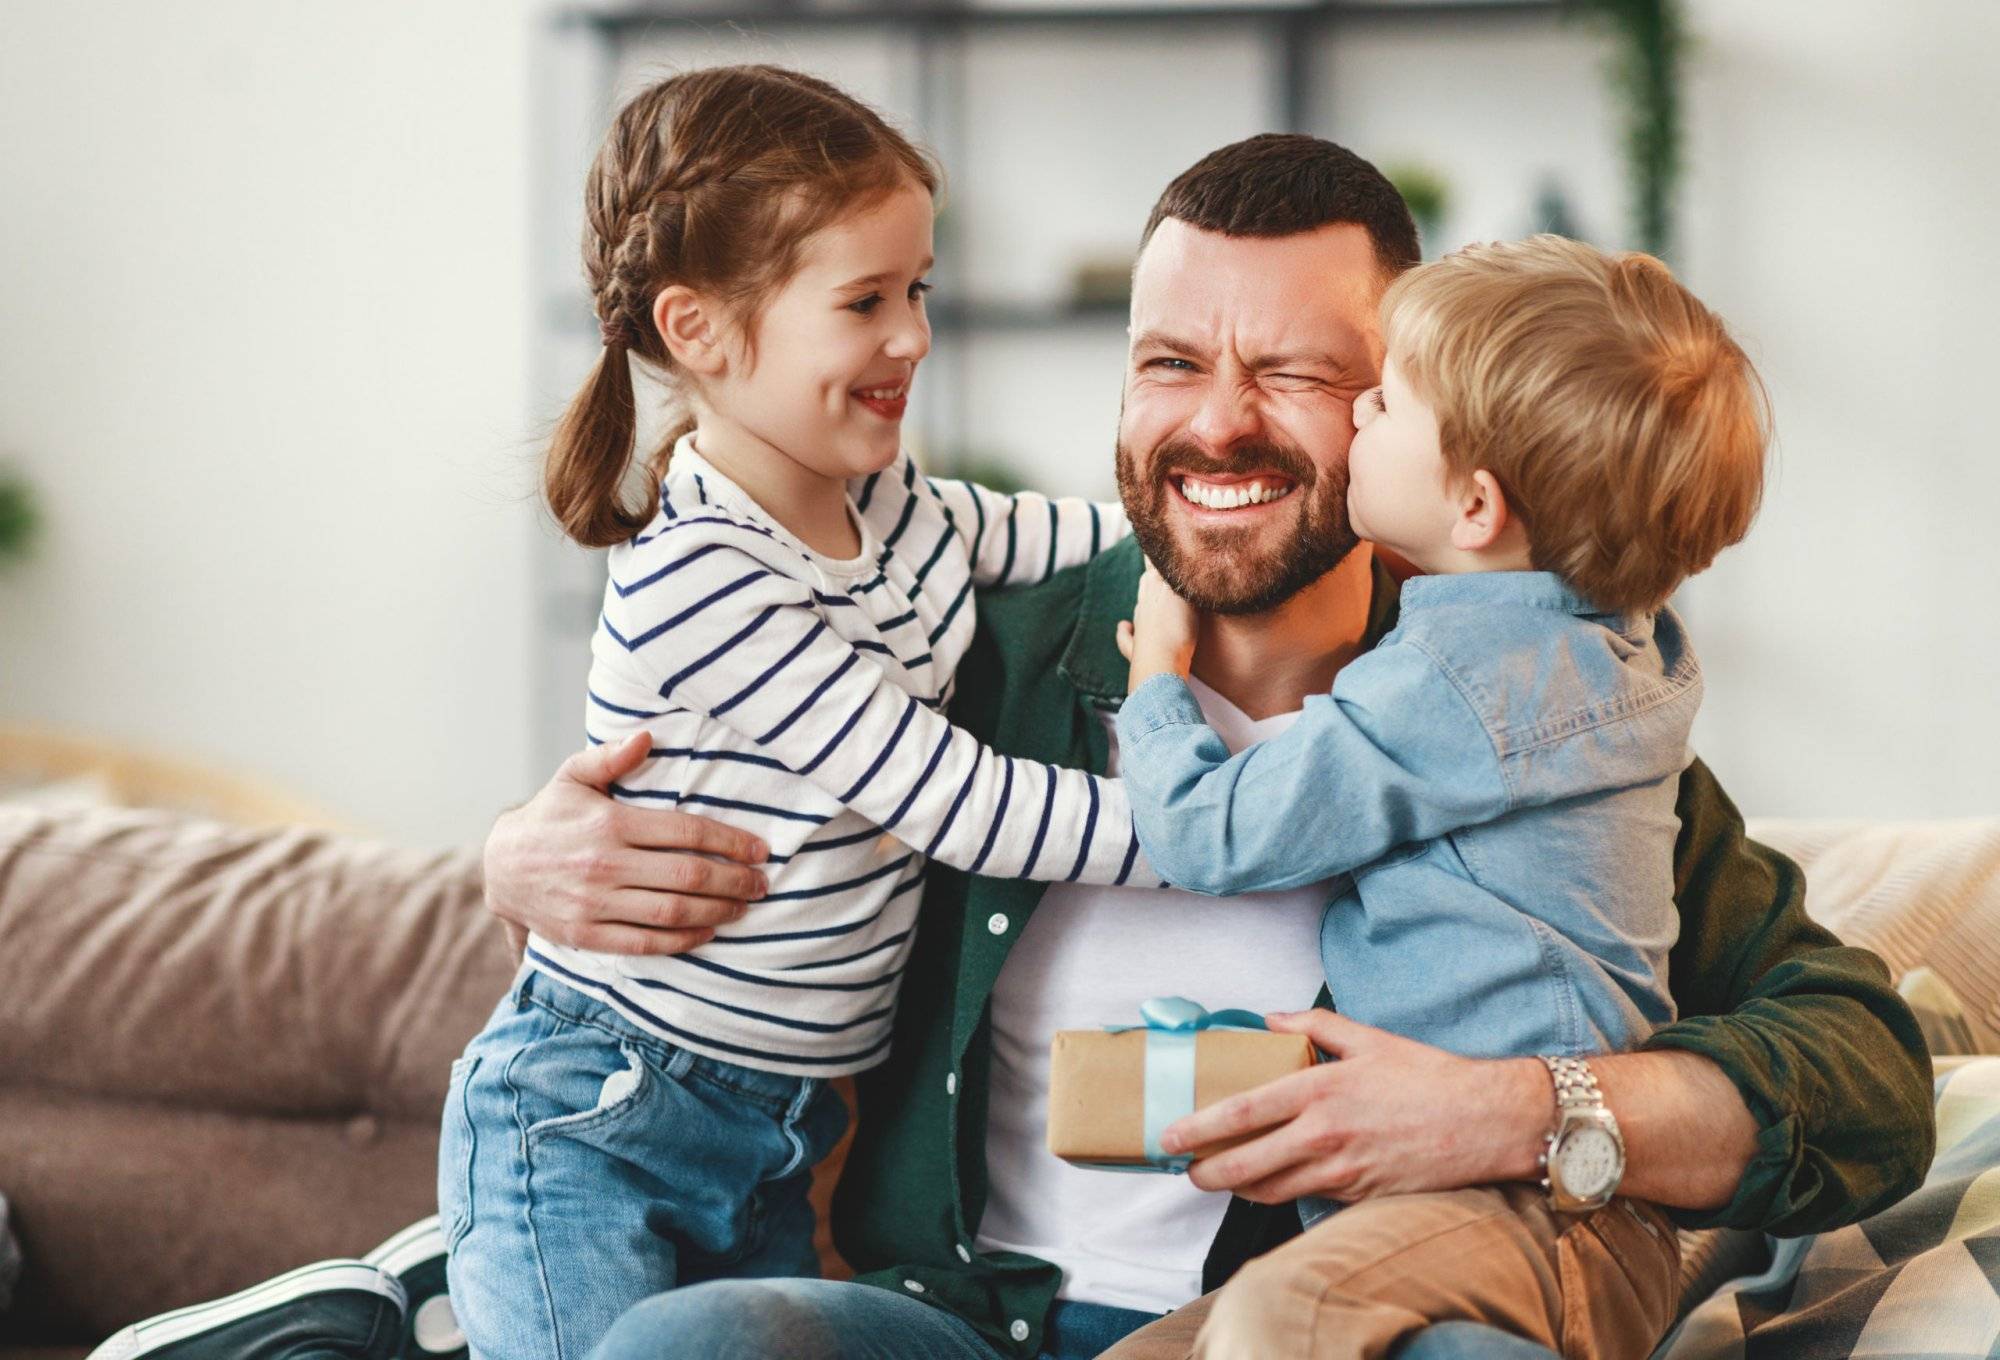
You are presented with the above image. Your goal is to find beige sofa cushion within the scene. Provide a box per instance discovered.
[1749,816,2000,1046]
[0,803,514,1342]
[0,804,500,1121]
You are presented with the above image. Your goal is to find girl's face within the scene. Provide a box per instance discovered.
[1346,351,1459,568]
[703,182,934,483]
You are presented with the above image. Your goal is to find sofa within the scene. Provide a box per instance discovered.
[2,802,1996,1357]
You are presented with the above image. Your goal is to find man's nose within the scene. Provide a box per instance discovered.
[1187,380,1261,454]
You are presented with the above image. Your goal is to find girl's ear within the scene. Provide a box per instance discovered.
[1449,469,1512,553]
[654,286,727,377]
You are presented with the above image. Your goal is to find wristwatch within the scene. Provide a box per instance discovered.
[1537,1055,1625,1213]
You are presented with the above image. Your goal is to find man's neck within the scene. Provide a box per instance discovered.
[1188,543,1377,721]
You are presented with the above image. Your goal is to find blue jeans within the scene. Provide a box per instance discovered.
[439,966,849,1360]
[584,1277,1562,1359]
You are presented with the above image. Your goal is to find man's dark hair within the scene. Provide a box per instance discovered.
[1140,133,1421,276]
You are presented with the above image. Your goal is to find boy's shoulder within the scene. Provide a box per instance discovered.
[1388,577,1701,760]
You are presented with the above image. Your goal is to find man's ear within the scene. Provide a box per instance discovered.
[1449,469,1512,553]
[653,286,727,377]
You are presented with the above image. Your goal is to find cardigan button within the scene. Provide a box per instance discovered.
[986,913,1009,936]
[946,1072,957,1095]
[903,1279,926,1294]
[1010,1319,1030,1342]
[956,1243,972,1263]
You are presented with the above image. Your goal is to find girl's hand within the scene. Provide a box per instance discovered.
[1116,559,1200,693]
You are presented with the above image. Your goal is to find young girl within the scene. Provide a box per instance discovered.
[439,65,1154,1359]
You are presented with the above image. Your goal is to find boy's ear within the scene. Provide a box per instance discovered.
[1449,469,1512,553]
[653,286,727,377]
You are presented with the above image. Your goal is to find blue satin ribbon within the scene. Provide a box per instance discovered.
[1094,996,1267,1174]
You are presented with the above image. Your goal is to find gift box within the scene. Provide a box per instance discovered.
[1047,997,1318,1172]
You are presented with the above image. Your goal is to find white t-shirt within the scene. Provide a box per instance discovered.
[973,676,1331,1314]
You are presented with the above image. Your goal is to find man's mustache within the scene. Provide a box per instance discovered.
[1141,434,1318,489]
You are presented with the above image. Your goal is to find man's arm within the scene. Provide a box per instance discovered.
[483,731,770,957]
[1160,759,1934,1237]
[1636,758,1934,1234]
[1154,1010,1759,1211]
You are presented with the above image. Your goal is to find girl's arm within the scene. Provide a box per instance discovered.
[606,525,1157,888]
[923,475,1129,588]
[1112,642,1509,895]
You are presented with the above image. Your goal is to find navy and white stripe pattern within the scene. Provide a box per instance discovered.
[531,436,1156,1076]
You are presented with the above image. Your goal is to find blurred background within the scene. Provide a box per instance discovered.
[1,0,1995,846]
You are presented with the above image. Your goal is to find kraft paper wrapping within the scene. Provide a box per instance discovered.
[1046,1027,1317,1166]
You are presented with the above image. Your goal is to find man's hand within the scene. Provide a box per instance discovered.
[1116,559,1200,693]
[483,731,770,958]
[1159,1008,1549,1204]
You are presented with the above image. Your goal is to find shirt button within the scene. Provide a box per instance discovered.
[903,1279,925,1294]
[987,913,1009,936]
[1010,1319,1031,1342]
[946,1072,957,1095]
[956,1243,972,1263]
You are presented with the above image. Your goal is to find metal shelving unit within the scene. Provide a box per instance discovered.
[526,0,1569,770]
[542,0,1566,457]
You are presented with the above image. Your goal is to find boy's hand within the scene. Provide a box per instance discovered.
[1116,559,1199,693]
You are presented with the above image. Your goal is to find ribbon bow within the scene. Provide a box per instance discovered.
[1101,997,1267,1173]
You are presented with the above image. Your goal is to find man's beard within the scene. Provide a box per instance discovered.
[1115,430,1359,616]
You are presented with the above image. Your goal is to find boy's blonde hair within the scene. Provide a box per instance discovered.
[1380,235,1770,612]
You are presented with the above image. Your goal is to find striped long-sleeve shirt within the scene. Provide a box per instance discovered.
[529,436,1159,1075]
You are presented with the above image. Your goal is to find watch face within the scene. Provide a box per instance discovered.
[1559,1126,1622,1201]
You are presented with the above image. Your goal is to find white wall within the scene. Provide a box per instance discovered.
[1675,0,2000,818]
[0,1,546,845]
[4,2,1992,844]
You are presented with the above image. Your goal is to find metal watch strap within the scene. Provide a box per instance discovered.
[1541,1054,1603,1115]
[1538,1054,1610,1208]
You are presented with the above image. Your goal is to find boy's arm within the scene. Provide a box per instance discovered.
[924,475,1129,588]
[1114,642,1508,894]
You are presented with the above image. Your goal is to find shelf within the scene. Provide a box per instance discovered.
[548,294,1130,339]
[929,298,1130,330]
[567,0,1565,35]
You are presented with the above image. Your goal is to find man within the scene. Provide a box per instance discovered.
[481,135,1932,1359]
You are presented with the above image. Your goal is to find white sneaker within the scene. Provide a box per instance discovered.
[87,1259,404,1360]
[363,1216,465,1360]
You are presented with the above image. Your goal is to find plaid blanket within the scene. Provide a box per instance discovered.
[1657,1055,2000,1358]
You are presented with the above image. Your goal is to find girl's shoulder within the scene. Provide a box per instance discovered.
[609,497,813,593]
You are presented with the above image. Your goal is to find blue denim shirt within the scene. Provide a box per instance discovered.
[1115,570,1696,1059]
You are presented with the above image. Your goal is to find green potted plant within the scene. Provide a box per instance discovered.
[1385,162,1451,258]
[0,469,41,569]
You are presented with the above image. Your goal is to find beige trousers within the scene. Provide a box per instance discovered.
[1099,1185,1680,1360]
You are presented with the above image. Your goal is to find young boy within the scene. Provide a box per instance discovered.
[1114,235,1769,1359]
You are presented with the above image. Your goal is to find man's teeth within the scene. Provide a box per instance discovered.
[857,385,907,400]
[1179,477,1294,510]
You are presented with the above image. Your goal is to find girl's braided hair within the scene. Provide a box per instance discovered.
[548,65,939,547]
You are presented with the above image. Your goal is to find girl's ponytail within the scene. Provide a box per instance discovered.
[546,65,940,549]
[545,332,647,549]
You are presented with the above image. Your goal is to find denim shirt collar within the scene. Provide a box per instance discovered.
[1057,538,1403,709]
[1396,569,1645,628]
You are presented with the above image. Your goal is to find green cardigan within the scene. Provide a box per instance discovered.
[832,538,1934,1358]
